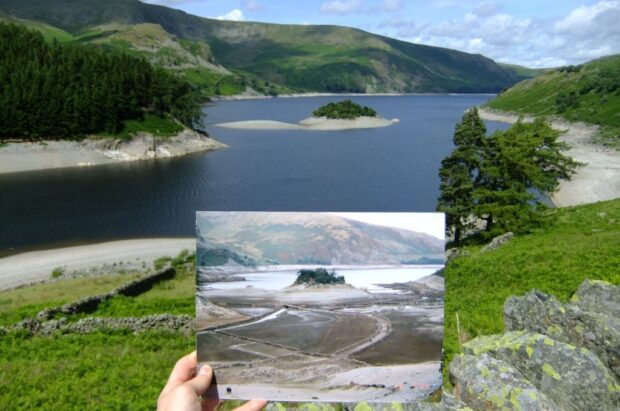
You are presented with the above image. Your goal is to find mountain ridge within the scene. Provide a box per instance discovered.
[0,0,535,95]
[196,212,445,266]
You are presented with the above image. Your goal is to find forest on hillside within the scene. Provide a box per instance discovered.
[0,23,203,140]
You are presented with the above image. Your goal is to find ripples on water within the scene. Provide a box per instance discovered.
[0,95,509,252]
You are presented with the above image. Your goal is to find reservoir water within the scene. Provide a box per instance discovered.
[0,95,508,253]
[202,266,444,293]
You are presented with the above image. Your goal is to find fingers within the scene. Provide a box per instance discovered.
[184,363,213,395]
[162,351,198,395]
[234,399,268,411]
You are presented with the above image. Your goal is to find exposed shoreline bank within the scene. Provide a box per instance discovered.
[212,91,497,101]
[478,107,620,207]
[0,238,195,291]
[0,129,226,175]
[215,116,399,131]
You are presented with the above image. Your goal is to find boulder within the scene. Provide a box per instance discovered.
[504,286,620,379]
[449,353,559,410]
[463,331,619,410]
[481,232,513,252]
[572,279,620,318]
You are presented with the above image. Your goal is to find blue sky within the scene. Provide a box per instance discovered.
[142,1,620,67]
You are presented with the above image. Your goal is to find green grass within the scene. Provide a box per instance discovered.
[488,54,620,148]
[0,330,193,410]
[114,114,184,140]
[0,272,144,325]
[443,198,620,386]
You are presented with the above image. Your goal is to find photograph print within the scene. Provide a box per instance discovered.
[196,211,445,403]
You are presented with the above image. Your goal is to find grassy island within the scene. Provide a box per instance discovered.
[294,268,345,285]
[312,100,377,119]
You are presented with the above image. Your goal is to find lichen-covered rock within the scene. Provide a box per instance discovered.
[449,353,559,410]
[481,232,514,252]
[463,331,620,411]
[572,279,620,318]
[504,287,620,379]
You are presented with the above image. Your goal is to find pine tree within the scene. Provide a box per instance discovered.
[437,108,487,245]
[438,111,581,244]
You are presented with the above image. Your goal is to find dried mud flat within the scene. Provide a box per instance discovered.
[196,272,444,402]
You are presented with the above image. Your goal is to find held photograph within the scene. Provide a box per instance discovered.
[196,212,446,402]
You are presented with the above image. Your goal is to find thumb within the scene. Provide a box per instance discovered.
[184,364,213,395]
[234,399,268,411]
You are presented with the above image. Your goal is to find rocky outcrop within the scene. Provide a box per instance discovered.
[461,331,618,410]
[14,314,193,336]
[450,353,558,410]
[448,279,620,410]
[480,232,514,252]
[504,281,620,379]
[91,130,226,162]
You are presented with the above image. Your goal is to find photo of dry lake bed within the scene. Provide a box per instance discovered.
[196,212,445,403]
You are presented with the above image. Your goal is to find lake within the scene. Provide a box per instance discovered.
[201,266,444,293]
[0,95,508,253]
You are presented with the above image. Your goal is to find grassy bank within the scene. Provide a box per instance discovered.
[443,198,620,385]
[0,252,196,410]
[488,54,620,149]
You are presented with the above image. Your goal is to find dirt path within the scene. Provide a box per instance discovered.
[479,107,620,207]
[0,238,195,291]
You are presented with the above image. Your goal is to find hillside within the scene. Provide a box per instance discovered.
[0,0,532,94]
[196,212,445,265]
[488,54,620,148]
[0,23,201,140]
[444,198,620,385]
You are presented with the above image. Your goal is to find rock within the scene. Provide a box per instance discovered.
[445,248,469,261]
[13,318,40,336]
[39,317,68,336]
[572,279,620,318]
[449,353,559,410]
[463,331,619,411]
[36,307,60,321]
[481,232,514,252]
[504,287,620,379]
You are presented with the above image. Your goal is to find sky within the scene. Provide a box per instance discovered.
[330,212,445,241]
[141,0,620,68]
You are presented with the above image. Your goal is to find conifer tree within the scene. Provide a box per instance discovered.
[438,110,580,243]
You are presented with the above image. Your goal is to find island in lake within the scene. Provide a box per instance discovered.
[215,99,399,131]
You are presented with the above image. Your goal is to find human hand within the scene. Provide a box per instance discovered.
[158,351,268,411]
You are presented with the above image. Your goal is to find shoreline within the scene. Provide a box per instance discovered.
[478,107,620,207]
[0,129,226,175]
[212,91,498,102]
[0,238,195,291]
[215,116,399,131]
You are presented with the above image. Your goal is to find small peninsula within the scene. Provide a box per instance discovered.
[215,99,399,131]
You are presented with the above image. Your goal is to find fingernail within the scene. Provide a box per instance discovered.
[199,364,212,375]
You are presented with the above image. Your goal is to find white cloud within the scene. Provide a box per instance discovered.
[320,0,363,15]
[377,1,620,68]
[216,9,245,21]
[242,0,264,12]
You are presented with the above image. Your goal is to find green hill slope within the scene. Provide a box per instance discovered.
[488,54,620,147]
[444,198,620,384]
[0,0,529,94]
